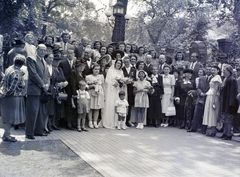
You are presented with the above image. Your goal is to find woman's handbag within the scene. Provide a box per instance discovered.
[165,101,176,116]
[58,92,68,101]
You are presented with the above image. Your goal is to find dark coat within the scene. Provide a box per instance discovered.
[222,75,238,114]
[27,56,50,96]
[122,66,136,106]
[144,64,153,76]
[82,60,94,77]
[70,68,85,95]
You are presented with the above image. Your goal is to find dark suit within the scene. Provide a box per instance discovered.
[26,56,50,136]
[57,42,74,53]
[82,59,94,77]
[70,68,85,96]
[58,59,75,123]
[122,66,136,125]
[74,45,84,60]
[191,75,212,131]
[187,61,203,80]
[158,63,168,74]
[144,64,152,76]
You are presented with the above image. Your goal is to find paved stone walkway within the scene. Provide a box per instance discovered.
[0,126,240,177]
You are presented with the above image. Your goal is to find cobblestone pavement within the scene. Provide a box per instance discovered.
[0,126,240,177]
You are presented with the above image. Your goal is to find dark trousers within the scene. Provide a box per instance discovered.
[233,113,240,133]
[25,95,44,136]
[191,102,205,131]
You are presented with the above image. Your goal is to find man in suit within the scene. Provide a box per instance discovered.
[74,37,89,60]
[58,33,74,54]
[25,44,50,139]
[58,49,76,130]
[187,52,203,80]
[144,54,153,76]
[82,48,94,77]
[158,54,168,74]
[187,64,212,133]
[122,56,136,127]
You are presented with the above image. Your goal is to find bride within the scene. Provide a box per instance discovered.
[102,59,127,129]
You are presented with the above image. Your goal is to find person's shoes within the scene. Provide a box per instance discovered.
[81,128,88,132]
[219,134,227,138]
[160,123,164,127]
[93,122,99,129]
[77,128,82,132]
[222,135,232,140]
[14,125,19,130]
[2,136,17,142]
[34,133,48,136]
[117,126,121,130]
[122,124,126,130]
[66,125,74,130]
[217,128,224,132]
[179,125,185,129]
[44,129,50,134]
[52,125,60,130]
[136,123,140,129]
[126,122,131,127]
[187,129,196,132]
[163,123,168,127]
[206,133,216,137]
[26,135,35,140]
[89,122,94,129]
[233,133,240,136]
[48,126,53,131]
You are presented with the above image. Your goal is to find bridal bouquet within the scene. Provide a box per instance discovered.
[115,76,125,88]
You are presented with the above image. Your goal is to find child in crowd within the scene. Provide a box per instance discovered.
[115,91,129,130]
[85,63,105,129]
[72,80,90,132]
[133,70,153,129]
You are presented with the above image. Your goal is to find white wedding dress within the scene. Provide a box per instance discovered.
[102,67,127,129]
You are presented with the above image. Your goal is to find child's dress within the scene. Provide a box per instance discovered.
[115,99,129,117]
[133,79,151,108]
[85,74,105,109]
[77,90,90,114]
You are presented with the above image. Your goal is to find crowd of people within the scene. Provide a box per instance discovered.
[1,32,240,142]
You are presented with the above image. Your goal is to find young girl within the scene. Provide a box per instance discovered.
[115,91,129,130]
[85,63,105,129]
[133,70,153,129]
[72,80,90,132]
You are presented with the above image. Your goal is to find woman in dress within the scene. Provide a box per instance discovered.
[175,69,195,129]
[102,59,127,129]
[202,66,222,136]
[161,65,175,127]
[220,65,238,140]
[92,40,102,61]
[85,63,105,129]
[172,52,186,72]
[195,68,206,88]
[1,54,26,142]
[137,46,145,61]
[44,53,68,132]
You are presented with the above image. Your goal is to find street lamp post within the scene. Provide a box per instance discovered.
[105,0,130,43]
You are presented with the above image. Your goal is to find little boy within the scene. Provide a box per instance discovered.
[115,91,129,130]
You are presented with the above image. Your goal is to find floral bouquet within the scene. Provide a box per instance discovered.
[115,76,125,88]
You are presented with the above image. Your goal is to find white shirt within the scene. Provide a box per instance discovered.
[125,66,131,74]
[87,58,92,68]
[68,59,73,69]
[47,64,52,76]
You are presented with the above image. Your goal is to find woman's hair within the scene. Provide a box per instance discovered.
[44,35,54,43]
[137,46,144,54]
[14,54,26,67]
[130,44,138,53]
[175,51,184,61]
[114,59,123,69]
[93,41,102,49]
[212,65,221,75]
[197,68,206,76]
[163,64,171,70]
[138,70,147,78]
[99,45,107,54]
[129,54,138,61]
[136,60,145,70]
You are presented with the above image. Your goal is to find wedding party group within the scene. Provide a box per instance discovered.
[0,32,240,142]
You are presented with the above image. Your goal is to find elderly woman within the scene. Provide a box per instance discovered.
[220,65,238,140]
[1,54,26,142]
